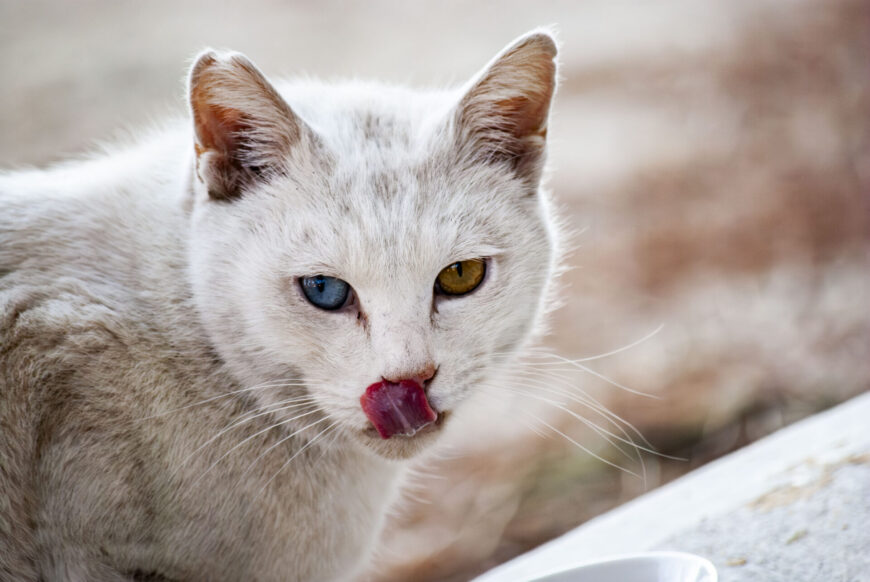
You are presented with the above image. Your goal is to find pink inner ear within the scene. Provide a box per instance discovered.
[494,95,549,140]
[456,33,556,176]
[192,99,247,156]
[360,380,438,440]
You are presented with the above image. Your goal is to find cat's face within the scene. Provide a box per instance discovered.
[187,31,559,460]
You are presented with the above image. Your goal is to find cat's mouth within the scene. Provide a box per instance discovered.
[360,379,438,439]
[358,409,447,460]
[354,379,451,459]
[361,410,448,440]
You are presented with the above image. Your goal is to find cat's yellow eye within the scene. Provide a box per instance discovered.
[435,259,486,296]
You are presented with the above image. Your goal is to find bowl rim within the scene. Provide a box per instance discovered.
[527,550,718,582]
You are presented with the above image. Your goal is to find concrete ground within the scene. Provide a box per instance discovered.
[477,392,870,581]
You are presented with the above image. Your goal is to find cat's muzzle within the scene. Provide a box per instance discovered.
[360,380,438,439]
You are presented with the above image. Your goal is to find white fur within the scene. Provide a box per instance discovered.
[0,30,560,581]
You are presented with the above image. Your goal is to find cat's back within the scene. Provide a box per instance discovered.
[0,124,194,375]
[1,125,194,383]
[0,125,206,579]
[1,124,190,276]
[0,122,200,381]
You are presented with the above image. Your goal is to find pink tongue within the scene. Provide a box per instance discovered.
[360,380,437,439]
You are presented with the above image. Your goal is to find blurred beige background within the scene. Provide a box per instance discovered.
[2,1,868,580]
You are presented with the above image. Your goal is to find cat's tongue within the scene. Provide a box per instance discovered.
[360,380,437,439]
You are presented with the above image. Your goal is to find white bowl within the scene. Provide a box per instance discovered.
[528,551,717,582]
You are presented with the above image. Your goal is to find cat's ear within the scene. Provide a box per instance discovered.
[454,31,558,186]
[188,50,309,201]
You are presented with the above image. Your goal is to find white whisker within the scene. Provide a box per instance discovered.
[529,413,641,479]
[537,326,663,363]
[170,397,317,479]
[138,379,313,421]
[507,369,660,452]
[492,324,663,364]
[521,356,658,399]
[189,408,322,487]
[254,422,340,500]
[237,413,334,480]
[501,385,647,479]
[501,384,639,460]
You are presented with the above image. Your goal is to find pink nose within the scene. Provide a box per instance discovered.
[382,363,437,387]
[360,379,438,439]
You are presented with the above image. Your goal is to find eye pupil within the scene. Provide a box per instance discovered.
[454,262,463,277]
[301,275,350,310]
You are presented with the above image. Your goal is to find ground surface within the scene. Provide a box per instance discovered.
[478,392,870,582]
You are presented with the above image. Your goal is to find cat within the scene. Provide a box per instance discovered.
[0,29,560,581]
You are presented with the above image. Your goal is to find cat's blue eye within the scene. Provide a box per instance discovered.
[300,275,351,311]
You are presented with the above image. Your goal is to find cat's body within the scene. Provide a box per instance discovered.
[0,127,396,581]
[0,32,559,581]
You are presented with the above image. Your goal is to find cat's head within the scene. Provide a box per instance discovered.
[186,30,559,460]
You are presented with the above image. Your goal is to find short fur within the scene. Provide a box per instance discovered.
[0,30,560,581]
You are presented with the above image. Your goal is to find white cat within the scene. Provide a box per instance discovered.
[0,29,560,581]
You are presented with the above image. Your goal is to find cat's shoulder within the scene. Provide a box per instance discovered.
[0,125,195,376]
[1,125,190,282]
[0,121,189,209]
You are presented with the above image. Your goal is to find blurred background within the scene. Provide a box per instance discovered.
[2,1,867,580]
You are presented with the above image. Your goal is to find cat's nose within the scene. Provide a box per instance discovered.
[382,363,437,388]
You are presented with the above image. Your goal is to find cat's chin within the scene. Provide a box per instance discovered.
[356,412,448,461]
